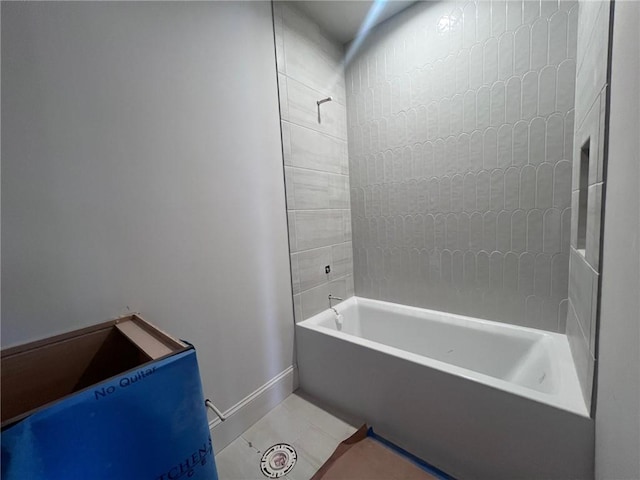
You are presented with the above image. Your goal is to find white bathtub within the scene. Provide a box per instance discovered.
[296,297,594,480]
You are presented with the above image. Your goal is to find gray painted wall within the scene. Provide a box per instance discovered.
[346,0,577,331]
[595,1,640,477]
[565,0,610,413]
[275,2,354,322]
[1,1,294,422]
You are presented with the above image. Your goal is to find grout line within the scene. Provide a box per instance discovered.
[290,208,350,213]
[281,118,348,143]
[291,241,352,256]
[281,119,347,142]
[282,73,347,108]
[288,206,351,213]
[238,435,261,455]
[297,274,354,297]
[286,164,350,178]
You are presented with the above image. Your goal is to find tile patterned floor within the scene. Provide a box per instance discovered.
[215,392,358,480]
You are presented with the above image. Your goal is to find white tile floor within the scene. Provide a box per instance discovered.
[214,392,358,480]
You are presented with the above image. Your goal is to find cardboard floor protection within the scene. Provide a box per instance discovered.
[311,425,439,480]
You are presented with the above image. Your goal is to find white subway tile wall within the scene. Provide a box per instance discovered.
[275,2,354,322]
[346,0,578,331]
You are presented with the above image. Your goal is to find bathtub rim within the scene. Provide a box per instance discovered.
[297,296,589,418]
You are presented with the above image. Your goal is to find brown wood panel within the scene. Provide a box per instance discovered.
[1,315,189,427]
[72,329,149,391]
[1,318,118,358]
[1,329,114,423]
[115,316,184,360]
[128,315,186,351]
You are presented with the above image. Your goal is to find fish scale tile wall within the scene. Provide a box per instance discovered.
[346,0,578,331]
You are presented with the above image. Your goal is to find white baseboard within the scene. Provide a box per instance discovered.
[210,365,297,454]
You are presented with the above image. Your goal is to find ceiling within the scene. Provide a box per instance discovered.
[291,1,416,44]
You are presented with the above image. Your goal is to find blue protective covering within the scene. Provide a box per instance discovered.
[1,348,218,480]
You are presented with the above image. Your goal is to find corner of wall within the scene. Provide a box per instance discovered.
[594,0,640,477]
[566,0,611,414]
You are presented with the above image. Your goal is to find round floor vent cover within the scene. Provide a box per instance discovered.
[260,443,297,478]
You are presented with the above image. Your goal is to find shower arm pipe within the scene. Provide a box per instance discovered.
[328,294,343,310]
[205,398,226,422]
[317,96,332,123]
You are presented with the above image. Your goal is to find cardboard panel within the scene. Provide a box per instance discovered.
[1,315,187,426]
[1,328,119,423]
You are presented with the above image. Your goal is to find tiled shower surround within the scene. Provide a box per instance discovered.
[274,3,354,322]
[346,0,578,331]
[565,0,610,410]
